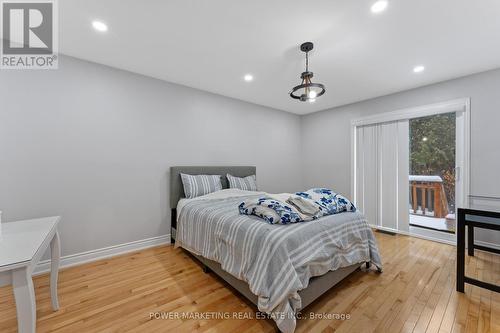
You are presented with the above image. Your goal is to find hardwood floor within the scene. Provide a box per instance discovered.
[0,232,499,333]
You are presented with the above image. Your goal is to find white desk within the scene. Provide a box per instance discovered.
[0,216,61,333]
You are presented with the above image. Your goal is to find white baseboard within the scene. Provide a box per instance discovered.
[33,234,171,276]
[466,196,500,251]
[475,240,500,251]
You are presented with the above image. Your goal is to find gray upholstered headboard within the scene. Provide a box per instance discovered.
[169,166,256,209]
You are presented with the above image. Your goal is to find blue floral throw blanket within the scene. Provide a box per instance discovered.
[239,188,356,224]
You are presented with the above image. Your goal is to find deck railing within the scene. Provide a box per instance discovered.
[409,175,449,218]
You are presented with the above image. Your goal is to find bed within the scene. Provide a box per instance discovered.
[170,166,382,333]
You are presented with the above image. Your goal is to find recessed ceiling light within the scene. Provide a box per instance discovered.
[244,74,253,82]
[92,20,108,32]
[371,1,388,13]
[413,65,425,73]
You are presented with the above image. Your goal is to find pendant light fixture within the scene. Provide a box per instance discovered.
[290,42,326,102]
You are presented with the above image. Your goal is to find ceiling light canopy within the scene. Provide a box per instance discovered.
[290,42,326,102]
[92,20,108,32]
[371,1,388,13]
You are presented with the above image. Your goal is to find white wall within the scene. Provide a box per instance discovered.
[2,55,498,258]
[301,69,500,246]
[0,56,303,257]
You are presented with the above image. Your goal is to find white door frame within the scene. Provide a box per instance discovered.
[350,98,471,244]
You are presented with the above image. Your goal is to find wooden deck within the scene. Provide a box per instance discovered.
[410,215,456,233]
[0,232,499,333]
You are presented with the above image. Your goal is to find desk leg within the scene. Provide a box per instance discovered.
[50,231,60,311]
[467,225,474,256]
[12,267,36,333]
[457,211,465,293]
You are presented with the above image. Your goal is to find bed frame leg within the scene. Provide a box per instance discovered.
[365,262,371,269]
[202,265,212,274]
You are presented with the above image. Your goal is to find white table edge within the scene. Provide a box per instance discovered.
[0,216,61,333]
[28,216,60,275]
[0,216,60,273]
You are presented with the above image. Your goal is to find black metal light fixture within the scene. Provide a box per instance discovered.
[290,42,326,102]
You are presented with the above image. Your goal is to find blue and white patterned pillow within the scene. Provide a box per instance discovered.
[180,173,222,199]
[295,188,356,215]
[239,197,306,224]
[227,174,258,191]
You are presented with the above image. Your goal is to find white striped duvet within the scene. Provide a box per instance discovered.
[175,194,382,333]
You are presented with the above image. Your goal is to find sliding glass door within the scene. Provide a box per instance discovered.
[352,99,469,244]
[407,111,468,243]
[409,113,456,238]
